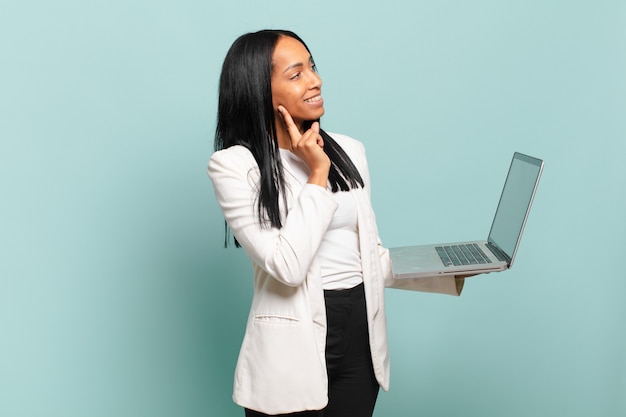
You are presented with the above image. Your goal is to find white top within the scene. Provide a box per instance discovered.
[280,149,363,290]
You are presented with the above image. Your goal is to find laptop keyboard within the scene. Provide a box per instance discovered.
[436,243,492,267]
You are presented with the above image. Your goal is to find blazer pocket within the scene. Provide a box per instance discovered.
[253,314,300,324]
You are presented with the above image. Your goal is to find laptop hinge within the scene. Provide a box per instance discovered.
[486,242,510,263]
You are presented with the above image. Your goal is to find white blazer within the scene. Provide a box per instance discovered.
[208,133,463,415]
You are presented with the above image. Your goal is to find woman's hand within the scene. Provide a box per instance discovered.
[278,105,330,188]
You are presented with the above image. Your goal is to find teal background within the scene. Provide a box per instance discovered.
[1,1,625,416]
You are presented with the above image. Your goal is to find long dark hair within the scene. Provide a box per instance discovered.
[215,29,364,235]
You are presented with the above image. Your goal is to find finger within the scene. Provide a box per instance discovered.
[309,122,324,148]
[277,106,301,145]
[300,122,323,148]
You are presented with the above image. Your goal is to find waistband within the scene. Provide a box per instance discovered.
[323,282,365,303]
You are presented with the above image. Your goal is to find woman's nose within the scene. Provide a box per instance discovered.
[308,71,322,89]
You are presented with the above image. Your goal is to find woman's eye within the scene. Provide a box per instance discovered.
[290,72,301,80]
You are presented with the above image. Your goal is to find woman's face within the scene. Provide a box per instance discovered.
[271,36,324,130]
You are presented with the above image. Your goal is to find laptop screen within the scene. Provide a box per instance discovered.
[488,152,543,264]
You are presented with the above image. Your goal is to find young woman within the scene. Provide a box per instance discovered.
[208,29,465,417]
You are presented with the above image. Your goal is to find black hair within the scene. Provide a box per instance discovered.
[215,29,364,244]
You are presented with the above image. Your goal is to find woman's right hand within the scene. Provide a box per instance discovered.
[278,105,330,188]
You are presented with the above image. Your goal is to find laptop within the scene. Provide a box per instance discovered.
[390,152,544,279]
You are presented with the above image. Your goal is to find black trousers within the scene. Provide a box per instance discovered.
[245,283,379,417]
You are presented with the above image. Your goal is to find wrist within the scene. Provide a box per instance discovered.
[307,167,330,188]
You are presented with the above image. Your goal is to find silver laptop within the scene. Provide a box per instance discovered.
[390,152,544,279]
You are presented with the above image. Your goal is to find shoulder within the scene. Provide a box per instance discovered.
[208,145,258,179]
[209,145,256,166]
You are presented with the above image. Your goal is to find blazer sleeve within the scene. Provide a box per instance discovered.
[207,146,338,287]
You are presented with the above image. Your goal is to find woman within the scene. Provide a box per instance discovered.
[208,29,465,417]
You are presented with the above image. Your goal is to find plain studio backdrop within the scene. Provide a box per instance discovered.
[1,1,624,416]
